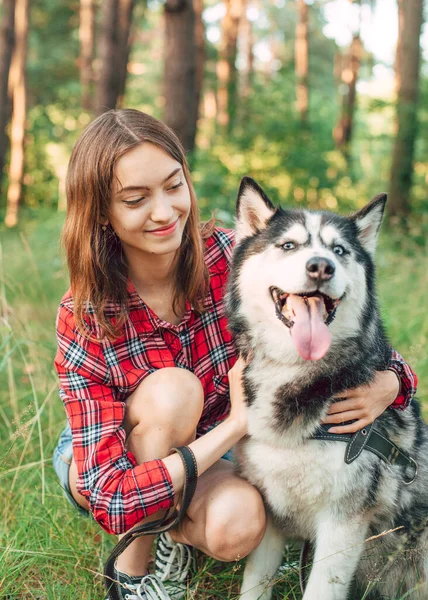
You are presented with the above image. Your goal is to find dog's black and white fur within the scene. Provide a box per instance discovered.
[226,177,428,600]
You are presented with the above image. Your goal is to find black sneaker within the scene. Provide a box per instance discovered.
[104,565,172,599]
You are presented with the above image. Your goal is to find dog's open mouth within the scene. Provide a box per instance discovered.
[269,287,342,361]
[270,288,341,327]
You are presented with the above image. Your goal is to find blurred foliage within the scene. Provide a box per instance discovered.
[0,0,426,225]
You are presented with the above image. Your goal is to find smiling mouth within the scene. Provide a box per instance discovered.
[147,219,178,233]
[269,287,342,328]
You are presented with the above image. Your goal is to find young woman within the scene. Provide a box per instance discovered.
[52,109,417,600]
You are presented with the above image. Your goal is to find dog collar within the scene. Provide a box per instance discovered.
[311,421,417,485]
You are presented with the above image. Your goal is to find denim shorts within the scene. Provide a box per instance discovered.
[52,423,91,518]
[52,422,233,518]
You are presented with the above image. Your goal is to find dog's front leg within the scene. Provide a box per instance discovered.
[303,515,369,600]
[239,515,286,600]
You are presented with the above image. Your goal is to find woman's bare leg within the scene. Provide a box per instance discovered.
[170,459,266,562]
[115,368,204,575]
[68,367,266,577]
[69,454,266,565]
[69,367,204,576]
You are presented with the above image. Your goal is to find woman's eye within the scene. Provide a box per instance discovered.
[124,197,145,206]
[333,244,345,256]
[282,241,296,251]
[168,181,183,191]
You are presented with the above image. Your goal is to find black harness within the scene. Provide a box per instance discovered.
[310,421,418,485]
[103,445,198,600]
[298,422,418,594]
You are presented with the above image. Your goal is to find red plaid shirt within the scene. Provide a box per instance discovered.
[54,227,417,535]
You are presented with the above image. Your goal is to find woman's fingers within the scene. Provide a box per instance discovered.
[326,398,364,414]
[321,410,363,425]
[324,397,376,433]
[327,418,371,434]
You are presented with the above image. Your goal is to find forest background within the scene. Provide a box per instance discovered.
[0,0,427,598]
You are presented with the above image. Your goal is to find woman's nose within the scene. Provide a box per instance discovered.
[150,192,174,223]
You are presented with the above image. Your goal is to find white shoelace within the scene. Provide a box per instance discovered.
[120,574,172,600]
[154,532,194,583]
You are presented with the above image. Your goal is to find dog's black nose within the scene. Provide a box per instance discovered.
[306,257,335,281]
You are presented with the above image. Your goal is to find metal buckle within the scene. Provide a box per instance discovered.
[403,457,418,486]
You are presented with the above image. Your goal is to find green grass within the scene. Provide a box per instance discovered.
[0,212,426,599]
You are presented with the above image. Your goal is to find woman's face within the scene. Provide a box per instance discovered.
[109,142,191,259]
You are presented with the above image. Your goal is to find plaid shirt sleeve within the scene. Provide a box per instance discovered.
[54,304,175,535]
[388,349,418,411]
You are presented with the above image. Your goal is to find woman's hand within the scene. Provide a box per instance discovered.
[227,355,249,437]
[322,370,400,434]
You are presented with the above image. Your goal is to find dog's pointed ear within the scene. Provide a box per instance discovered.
[236,177,276,243]
[350,193,387,255]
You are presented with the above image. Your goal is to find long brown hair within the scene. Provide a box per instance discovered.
[62,109,215,340]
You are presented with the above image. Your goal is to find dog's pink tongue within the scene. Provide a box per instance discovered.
[287,295,332,360]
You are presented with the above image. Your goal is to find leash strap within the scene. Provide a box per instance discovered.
[311,423,417,485]
[104,445,198,600]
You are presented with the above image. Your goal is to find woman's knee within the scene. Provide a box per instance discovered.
[205,485,267,562]
[124,368,204,434]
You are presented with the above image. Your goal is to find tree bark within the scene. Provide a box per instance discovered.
[193,0,205,125]
[333,0,362,150]
[163,0,197,152]
[79,0,95,111]
[4,0,28,228]
[95,0,120,115]
[295,0,309,123]
[240,0,252,99]
[216,0,245,129]
[0,0,15,189]
[389,0,424,217]
[117,0,135,108]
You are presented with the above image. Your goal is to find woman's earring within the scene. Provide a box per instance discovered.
[102,224,107,232]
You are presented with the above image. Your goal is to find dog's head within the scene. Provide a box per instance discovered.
[229,177,387,362]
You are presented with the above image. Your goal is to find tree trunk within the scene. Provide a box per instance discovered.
[0,0,15,189]
[295,0,309,123]
[333,0,362,150]
[79,0,95,111]
[216,0,244,129]
[389,0,424,217]
[193,0,205,125]
[117,0,135,108]
[163,0,197,152]
[240,0,252,97]
[95,0,120,115]
[4,0,28,228]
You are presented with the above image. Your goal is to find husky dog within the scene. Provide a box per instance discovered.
[226,177,428,600]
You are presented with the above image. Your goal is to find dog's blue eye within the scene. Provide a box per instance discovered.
[333,245,345,256]
[282,242,296,251]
